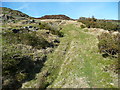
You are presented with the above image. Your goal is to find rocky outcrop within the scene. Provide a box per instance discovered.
[0,7,32,23]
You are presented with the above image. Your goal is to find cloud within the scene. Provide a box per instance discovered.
[15,4,29,10]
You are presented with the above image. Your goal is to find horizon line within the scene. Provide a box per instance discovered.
[1,6,118,20]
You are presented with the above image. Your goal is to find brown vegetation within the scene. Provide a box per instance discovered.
[78,17,120,31]
[36,15,72,20]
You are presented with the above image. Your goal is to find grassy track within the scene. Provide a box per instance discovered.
[22,23,118,88]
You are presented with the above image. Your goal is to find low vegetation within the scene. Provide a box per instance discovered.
[2,42,48,88]
[39,22,64,37]
[37,15,72,20]
[97,32,120,74]
[1,7,119,89]
[22,24,119,88]
[2,18,63,89]
[78,17,120,31]
[3,32,51,49]
[98,32,119,58]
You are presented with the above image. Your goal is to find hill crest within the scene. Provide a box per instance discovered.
[36,15,72,20]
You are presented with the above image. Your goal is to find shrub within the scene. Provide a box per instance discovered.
[2,44,23,76]
[98,32,119,57]
[78,17,120,31]
[80,25,86,28]
[2,42,48,88]
[2,31,51,49]
[22,32,50,49]
[39,24,45,29]
[38,22,64,37]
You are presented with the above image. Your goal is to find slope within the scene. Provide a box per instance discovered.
[0,7,32,23]
[22,20,118,88]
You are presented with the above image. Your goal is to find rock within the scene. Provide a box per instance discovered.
[39,22,41,25]
[28,26,33,28]
[31,30,36,31]
[54,39,60,43]
[36,28,39,30]
[12,29,20,33]
[33,27,37,29]
[30,20,35,23]
[23,26,28,29]
[46,31,50,34]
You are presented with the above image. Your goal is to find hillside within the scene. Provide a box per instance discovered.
[1,7,119,89]
[0,7,32,23]
[37,15,72,20]
[78,17,120,31]
[21,20,118,88]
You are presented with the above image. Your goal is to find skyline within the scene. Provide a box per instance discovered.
[2,2,118,20]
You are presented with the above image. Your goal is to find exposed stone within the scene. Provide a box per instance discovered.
[54,39,60,43]
[28,26,33,28]
[30,20,35,23]
[2,7,31,23]
[23,26,28,29]
[12,29,20,33]
[46,31,50,34]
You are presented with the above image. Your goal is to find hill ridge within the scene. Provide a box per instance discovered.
[36,14,72,20]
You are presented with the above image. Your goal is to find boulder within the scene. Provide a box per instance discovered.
[23,26,28,29]
[46,31,50,34]
[12,29,20,33]
[39,22,41,25]
[36,28,39,30]
[28,26,33,28]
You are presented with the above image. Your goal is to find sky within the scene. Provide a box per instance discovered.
[1,2,118,20]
